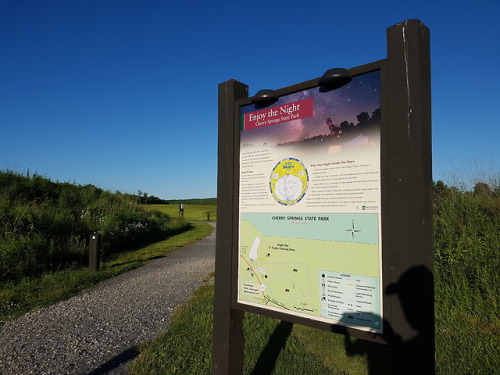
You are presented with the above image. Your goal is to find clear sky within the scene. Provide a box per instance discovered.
[1,0,499,199]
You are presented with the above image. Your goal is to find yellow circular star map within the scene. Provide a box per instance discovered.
[270,158,309,206]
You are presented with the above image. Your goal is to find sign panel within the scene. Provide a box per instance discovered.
[237,69,383,332]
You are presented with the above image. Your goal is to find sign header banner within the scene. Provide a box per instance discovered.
[243,98,314,130]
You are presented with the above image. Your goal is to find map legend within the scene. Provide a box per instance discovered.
[319,270,381,330]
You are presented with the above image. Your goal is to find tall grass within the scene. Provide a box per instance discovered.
[433,180,499,374]
[0,171,188,283]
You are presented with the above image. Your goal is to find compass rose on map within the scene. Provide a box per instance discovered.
[270,158,309,206]
[346,219,362,239]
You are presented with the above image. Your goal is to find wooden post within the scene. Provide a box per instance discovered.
[385,19,434,374]
[88,232,101,272]
[212,79,248,375]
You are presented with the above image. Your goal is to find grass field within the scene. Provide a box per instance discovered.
[130,263,499,375]
[130,280,393,375]
[143,204,217,222]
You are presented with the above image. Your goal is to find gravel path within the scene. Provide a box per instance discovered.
[0,224,216,375]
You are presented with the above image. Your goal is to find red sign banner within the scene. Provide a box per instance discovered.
[244,97,314,130]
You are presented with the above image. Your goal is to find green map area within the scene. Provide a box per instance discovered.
[238,213,382,329]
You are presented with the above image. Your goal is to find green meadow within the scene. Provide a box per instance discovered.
[143,204,217,222]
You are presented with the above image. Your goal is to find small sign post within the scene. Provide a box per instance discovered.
[89,232,101,272]
[213,19,433,375]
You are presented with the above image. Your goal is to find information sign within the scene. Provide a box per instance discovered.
[213,20,433,375]
[237,69,383,332]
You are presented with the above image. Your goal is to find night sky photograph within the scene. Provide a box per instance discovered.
[241,69,380,148]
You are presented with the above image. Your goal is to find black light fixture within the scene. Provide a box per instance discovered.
[319,68,352,89]
[252,89,279,105]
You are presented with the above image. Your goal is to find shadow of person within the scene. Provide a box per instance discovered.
[342,313,392,375]
[250,320,294,375]
[343,266,434,375]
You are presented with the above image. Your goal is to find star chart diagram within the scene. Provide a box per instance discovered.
[270,158,309,206]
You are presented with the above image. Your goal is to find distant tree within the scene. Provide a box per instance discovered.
[164,198,217,205]
[370,108,381,123]
[473,182,492,198]
[433,180,450,199]
[142,195,166,204]
[357,112,370,124]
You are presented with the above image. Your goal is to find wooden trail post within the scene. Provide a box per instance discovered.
[88,232,101,272]
[212,79,248,375]
[385,19,434,374]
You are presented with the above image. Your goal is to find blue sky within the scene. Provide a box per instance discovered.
[1,0,499,199]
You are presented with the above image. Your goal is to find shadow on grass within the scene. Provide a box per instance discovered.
[105,255,165,269]
[251,320,294,375]
[85,346,139,375]
[100,224,193,263]
[343,266,434,375]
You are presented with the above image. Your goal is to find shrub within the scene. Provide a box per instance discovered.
[0,171,189,282]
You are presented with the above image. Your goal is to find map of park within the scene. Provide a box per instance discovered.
[238,214,382,330]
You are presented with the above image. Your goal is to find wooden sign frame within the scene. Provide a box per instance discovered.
[213,19,433,375]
